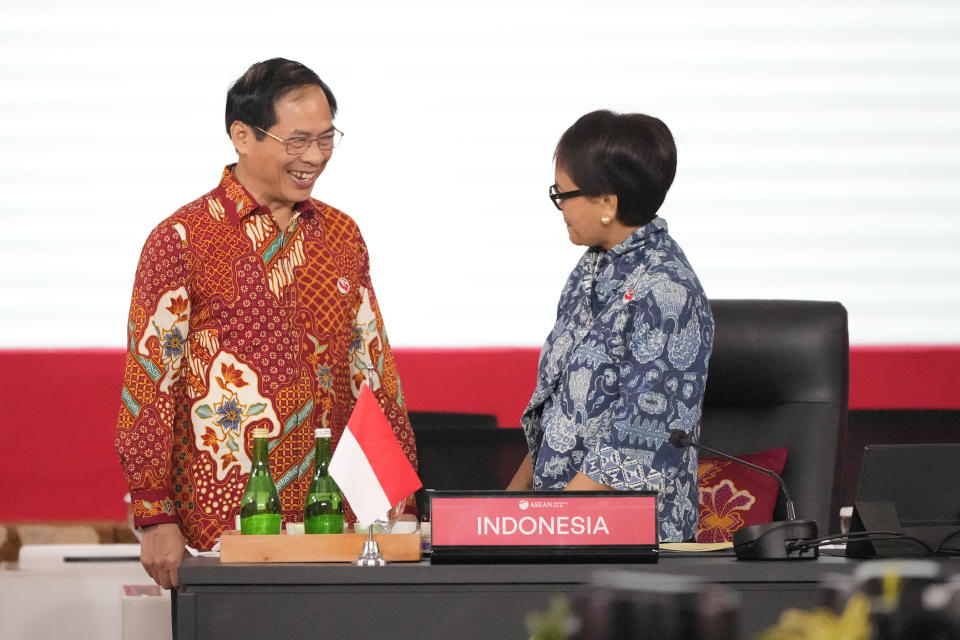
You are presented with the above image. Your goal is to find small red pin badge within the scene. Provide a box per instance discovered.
[623,289,634,302]
[337,277,350,294]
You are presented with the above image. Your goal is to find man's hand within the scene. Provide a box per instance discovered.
[140,523,186,589]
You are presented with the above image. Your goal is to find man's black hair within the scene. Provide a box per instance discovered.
[225,58,337,139]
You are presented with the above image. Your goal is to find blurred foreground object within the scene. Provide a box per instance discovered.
[573,571,739,640]
[760,560,960,640]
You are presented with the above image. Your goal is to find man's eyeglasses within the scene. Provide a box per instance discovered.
[549,183,584,210]
[254,126,344,155]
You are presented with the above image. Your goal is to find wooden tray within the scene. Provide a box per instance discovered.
[219,530,422,563]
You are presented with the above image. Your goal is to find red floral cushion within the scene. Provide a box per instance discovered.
[695,447,788,543]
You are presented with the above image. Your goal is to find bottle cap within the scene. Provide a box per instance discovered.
[315,427,332,438]
[252,427,270,438]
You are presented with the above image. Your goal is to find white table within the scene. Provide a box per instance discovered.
[0,544,169,640]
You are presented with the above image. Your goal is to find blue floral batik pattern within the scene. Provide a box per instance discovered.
[521,218,714,542]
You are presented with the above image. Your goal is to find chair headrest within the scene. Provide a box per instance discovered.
[704,300,849,407]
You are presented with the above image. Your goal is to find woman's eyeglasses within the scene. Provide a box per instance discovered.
[549,183,584,210]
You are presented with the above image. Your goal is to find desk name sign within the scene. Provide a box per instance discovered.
[428,490,658,564]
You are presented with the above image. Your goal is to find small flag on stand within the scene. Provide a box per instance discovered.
[329,383,422,527]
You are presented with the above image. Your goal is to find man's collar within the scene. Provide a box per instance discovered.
[216,164,317,226]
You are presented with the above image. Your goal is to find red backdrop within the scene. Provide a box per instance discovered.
[2,346,958,520]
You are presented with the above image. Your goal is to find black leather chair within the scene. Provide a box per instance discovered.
[409,412,528,517]
[701,300,849,535]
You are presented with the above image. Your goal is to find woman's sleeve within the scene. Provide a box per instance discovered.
[580,286,712,492]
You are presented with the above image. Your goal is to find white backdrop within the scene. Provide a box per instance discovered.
[1,0,958,348]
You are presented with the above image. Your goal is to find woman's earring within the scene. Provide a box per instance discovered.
[600,216,612,226]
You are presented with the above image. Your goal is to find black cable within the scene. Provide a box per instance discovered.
[933,528,960,555]
[786,531,934,555]
[789,530,897,547]
[787,530,917,549]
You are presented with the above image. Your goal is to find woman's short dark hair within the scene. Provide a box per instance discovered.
[555,110,677,227]
[225,58,338,140]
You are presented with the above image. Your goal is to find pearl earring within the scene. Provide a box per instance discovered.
[600,216,612,226]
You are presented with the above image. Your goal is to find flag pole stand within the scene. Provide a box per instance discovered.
[356,525,389,566]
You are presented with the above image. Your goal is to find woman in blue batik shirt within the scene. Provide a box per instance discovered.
[506,111,714,542]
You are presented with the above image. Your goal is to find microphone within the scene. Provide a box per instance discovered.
[668,430,799,520]
[669,429,819,560]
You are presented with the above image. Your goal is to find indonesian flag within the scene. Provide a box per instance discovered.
[330,383,422,527]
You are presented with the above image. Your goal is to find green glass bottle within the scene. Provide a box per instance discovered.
[239,427,282,535]
[304,427,345,534]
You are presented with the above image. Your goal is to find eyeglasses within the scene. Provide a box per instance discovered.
[549,183,584,210]
[254,125,344,154]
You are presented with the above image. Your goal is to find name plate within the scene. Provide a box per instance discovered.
[428,490,658,564]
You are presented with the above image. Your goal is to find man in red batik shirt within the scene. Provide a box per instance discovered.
[116,58,417,590]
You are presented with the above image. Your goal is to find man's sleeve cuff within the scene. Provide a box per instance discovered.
[129,489,180,529]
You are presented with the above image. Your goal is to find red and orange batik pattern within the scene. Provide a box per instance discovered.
[116,165,416,550]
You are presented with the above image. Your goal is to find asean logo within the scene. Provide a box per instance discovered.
[518,499,529,510]
[337,277,350,294]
